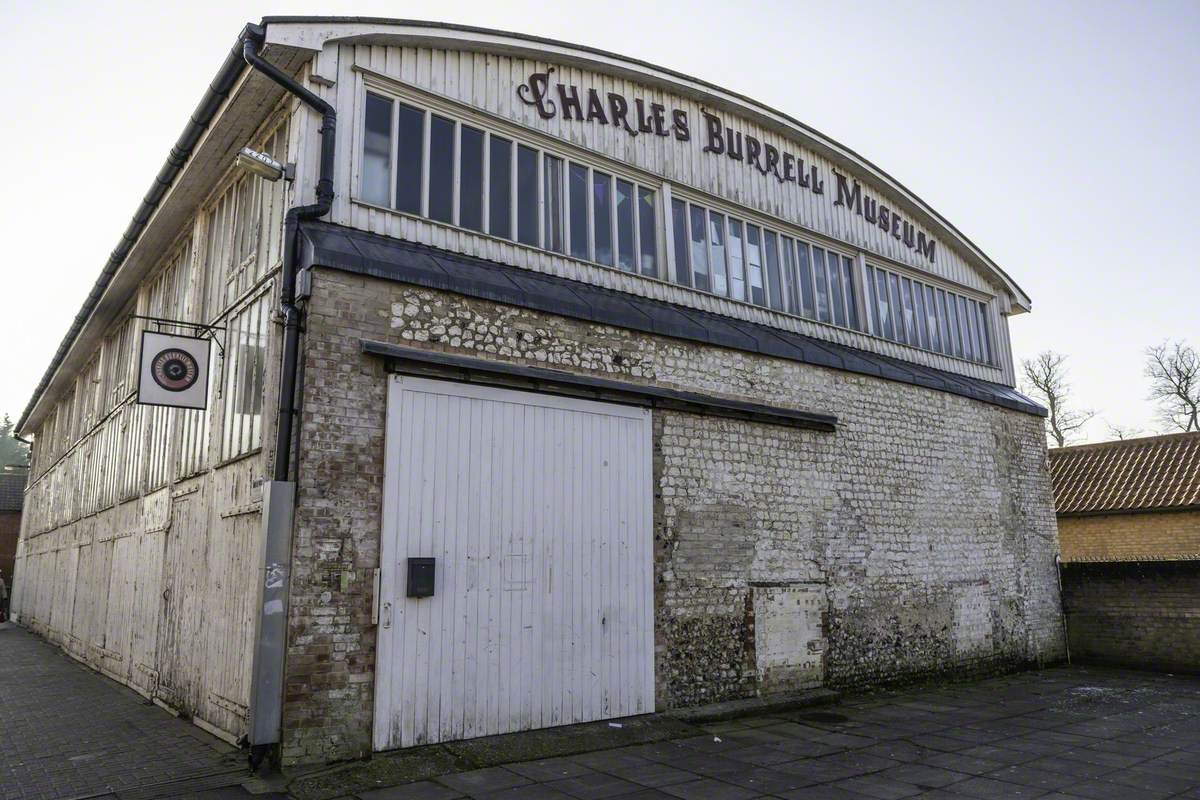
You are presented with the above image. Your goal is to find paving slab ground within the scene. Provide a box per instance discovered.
[5,619,1200,800]
[0,622,267,800]
[297,665,1200,800]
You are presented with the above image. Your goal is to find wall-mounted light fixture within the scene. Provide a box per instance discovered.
[234,146,293,181]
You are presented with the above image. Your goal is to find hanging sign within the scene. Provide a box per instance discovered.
[137,330,211,409]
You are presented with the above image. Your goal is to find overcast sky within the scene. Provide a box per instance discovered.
[2,0,1196,442]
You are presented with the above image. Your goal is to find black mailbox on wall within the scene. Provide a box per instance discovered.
[407,558,436,598]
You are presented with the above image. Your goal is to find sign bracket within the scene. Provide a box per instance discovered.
[132,315,227,359]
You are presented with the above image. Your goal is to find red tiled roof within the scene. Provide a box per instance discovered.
[1049,431,1200,515]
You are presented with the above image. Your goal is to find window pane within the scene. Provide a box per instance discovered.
[887,273,905,343]
[615,179,636,271]
[960,295,977,361]
[459,125,484,232]
[395,103,424,214]
[747,226,766,306]
[866,266,881,334]
[977,303,992,363]
[488,135,512,238]
[638,188,657,277]
[671,198,690,285]
[924,285,941,352]
[781,237,799,314]
[708,212,728,296]
[543,154,564,253]
[900,278,917,343]
[516,144,538,246]
[841,257,859,330]
[945,291,962,356]
[362,93,392,205]
[912,281,928,349]
[828,250,846,326]
[812,247,830,323]
[593,170,613,266]
[689,204,710,291]
[726,218,744,300]
[875,269,893,339]
[428,115,454,223]
[569,162,588,259]
[937,289,953,355]
[764,232,785,311]
[796,242,816,318]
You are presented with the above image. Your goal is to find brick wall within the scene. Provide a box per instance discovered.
[1061,561,1200,673]
[280,268,1065,764]
[1058,510,1200,562]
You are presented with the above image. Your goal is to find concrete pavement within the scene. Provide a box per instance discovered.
[4,618,1200,800]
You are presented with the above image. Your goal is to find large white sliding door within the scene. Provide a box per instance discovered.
[374,376,654,750]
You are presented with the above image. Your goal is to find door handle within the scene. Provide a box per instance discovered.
[382,602,392,629]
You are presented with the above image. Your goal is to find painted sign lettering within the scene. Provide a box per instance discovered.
[517,69,937,263]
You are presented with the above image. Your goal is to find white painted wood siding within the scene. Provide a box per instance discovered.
[12,110,292,745]
[374,377,655,750]
[321,42,1017,387]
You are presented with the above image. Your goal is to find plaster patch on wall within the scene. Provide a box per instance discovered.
[753,584,826,692]
[953,582,994,656]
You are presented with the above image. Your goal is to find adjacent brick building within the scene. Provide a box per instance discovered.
[0,469,25,593]
[1050,432,1200,673]
[13,18,1065,766]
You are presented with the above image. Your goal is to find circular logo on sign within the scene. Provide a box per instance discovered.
[151,348,199,392]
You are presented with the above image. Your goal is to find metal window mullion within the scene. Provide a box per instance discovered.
[420,110,431,218]
[586,166,595,261]
[610,174,619,270]
[562,160,571,253]
[510,141,518,240]
[481,131,491,233]
[537,148,545,249]
[660,184,674,283]
[452,121,461,227]
[632,182,641,274]
[389,100,400,208]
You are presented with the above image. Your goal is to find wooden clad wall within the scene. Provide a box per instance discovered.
[12,108,294,745]
[320,42,1017,387]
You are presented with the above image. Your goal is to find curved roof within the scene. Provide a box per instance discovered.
[19,17,1030,435]
[261,17,1031,311]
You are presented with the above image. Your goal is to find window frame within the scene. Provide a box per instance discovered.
[864,261,995,366]
[355,80,664,279]
[354,77,998,367]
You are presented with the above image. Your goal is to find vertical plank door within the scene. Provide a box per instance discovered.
[374,376,654,750]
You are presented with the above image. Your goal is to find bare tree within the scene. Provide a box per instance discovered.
[1145,340,1200,432]
[1020,351,1095,447]
[1104,422,1144,441]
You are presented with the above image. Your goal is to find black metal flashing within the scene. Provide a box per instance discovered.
[361,340,837,432]
[300,222,1045,418]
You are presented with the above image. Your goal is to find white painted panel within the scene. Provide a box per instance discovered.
[375,376,654,750]
[333,44,1015,386]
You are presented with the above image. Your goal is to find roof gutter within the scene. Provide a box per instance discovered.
[15,25,261,436]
